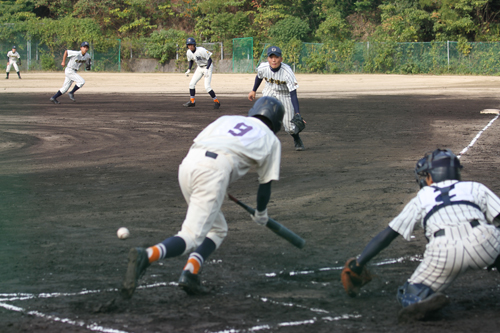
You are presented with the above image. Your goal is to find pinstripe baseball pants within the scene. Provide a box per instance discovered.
[408,222,500,291]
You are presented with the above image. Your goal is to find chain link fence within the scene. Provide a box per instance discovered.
[3,34,500,75]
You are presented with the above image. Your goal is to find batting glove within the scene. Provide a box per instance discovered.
[185,69,190,76]
[251,209,268,226]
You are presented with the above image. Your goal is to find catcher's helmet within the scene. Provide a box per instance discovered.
[186,37,196,46]
[415,149,462,188]
[248,97,284,134]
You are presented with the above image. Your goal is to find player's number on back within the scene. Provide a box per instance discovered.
[229,123,253,137]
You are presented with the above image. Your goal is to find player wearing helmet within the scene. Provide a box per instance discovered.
[121,97,284,299]
[183,37,221,109]
[341,149,500,322]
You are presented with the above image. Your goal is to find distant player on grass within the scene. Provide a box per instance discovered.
[248,46,306,151]
[183,37,221,109]
[49,41,92,104]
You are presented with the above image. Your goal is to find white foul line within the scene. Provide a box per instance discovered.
[457,114,499,158]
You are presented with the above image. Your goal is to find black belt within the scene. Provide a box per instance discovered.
[205,151,218,159]
[434,220,480,237]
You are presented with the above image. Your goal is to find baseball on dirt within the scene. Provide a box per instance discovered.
[117,227,130,239]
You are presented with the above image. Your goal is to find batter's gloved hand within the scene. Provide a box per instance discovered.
[251,209,268,226]
[185,69,190,76]
[290,113,306,134]
[341,258,373,297]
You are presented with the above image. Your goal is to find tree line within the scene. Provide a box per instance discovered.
[1,0,499,64]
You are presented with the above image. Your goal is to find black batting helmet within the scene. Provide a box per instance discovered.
[186,37,196,46]
[248,97,284,134]
[415,149,462,188]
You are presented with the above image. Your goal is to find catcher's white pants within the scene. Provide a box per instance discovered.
[60,68,85,94]
[6,61,19,72]
[408,223,500,292]
[262,89,296,134]
[177,148,230,254]
[189,66,213,93]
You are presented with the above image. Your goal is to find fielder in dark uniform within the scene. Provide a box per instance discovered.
[341,149,500,322]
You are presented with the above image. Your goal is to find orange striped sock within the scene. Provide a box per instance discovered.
[146,244,165,263]
[183,255,202,274]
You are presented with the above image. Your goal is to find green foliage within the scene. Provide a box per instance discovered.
[269,16,310,42]
[315,9,351,41]
[40,52,56,71]
[143,29,187,64]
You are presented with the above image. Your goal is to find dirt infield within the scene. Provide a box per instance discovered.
[1,74,500,332]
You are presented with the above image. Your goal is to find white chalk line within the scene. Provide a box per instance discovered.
[2,114,497,332]
[458,114,499,158]
[0,301,129,333]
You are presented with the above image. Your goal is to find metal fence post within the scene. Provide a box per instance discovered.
[27,40,31,70]
[447,40,450,70]
[118,39,121,72]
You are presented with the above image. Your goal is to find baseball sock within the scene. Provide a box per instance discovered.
[52,91,62,99]
[70,85,80,94]
[6,72,9,79]
[183,237,216,274]
[17,72,21,78]
[208,90,219,102]
[190,89,195,102]
[146,236,186,263]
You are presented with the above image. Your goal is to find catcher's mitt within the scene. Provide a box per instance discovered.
[290,113,306,134]
[85,59,92,71]
[341,258,373,297]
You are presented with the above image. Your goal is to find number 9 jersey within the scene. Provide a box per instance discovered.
[190,115,281,184]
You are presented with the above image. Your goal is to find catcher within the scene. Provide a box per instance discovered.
[341,149,500,322]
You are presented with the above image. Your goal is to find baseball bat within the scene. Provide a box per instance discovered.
[228,194,305,249]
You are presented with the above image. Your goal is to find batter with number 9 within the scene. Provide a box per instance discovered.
[122,97,285,299]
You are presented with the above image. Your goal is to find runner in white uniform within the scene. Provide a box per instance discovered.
[121,97,285,299]
[50,41,92,104]
[5,46,21,79]
[183,37,221,109]
[248,46,305,151]
[343,149,500,321]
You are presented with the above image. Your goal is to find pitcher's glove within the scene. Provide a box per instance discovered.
[86,59,92,71]
[290,113,306,134]
[341,258,372,297]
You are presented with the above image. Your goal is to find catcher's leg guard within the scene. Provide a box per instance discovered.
[397,282,434,307]
[397,282,449,322]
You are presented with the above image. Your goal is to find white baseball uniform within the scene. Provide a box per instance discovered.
[389,179,500,291]
[187,46,214,92]
[60,50,91,94]
[177,115,281,253]
[256,62,299,134]
[6,50,20,72]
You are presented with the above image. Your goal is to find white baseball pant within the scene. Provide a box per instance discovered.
[6,61,19,72]
[176,148,230,254]
[60,68,85,94]
[409,222,500,292]
[189,66,213,93]
[262,91,296,134]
